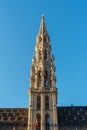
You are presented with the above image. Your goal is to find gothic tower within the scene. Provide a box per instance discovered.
[28,15,58,130]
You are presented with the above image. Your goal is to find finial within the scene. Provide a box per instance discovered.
[42,14,44,19]
[36,14,49,42]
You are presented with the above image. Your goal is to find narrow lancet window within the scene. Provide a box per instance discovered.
[44,36,46,43]
[38,71,41,86]
[45,96,49,110]
[36,114,41,130]
[44,70,48,87]
[44,49,47,60]
[37,96,41,110]
[45,114,50,130]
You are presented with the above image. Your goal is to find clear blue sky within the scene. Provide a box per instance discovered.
[0,0,87,108]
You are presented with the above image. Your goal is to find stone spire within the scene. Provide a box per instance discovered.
[28,15,58,130]
[39,15,48,35]
[36,15,50,45]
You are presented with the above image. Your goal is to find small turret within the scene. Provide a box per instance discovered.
[51,55,56,88]
[29,56,35,88]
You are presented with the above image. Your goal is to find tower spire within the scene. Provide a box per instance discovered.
[39,14,48,35]
[36,15,50,45]
[28,15,58,130]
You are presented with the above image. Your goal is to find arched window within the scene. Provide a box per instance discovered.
[45,114,50,130]
[44,36,46,43]
[45,70,48,79]
[36,114,41,130]
[44,49,47,60]
[44,70,48,87]
[45,96,49,110]
[38,71,41,86]
[38,71,41,79]
[37,96,41,110]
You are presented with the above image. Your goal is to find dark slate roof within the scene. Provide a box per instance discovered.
[0,108,28,126]
[0,106,87,127]
[58,106,87,127]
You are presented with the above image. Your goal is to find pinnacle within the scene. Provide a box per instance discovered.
[41,14,44,19]
[39,15,48,35]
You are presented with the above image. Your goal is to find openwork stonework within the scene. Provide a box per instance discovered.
[28,15,58,130]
